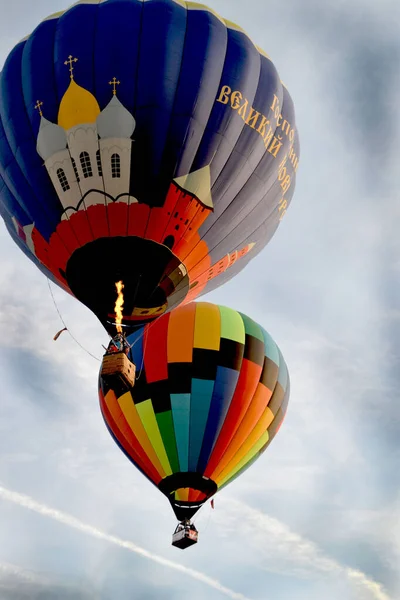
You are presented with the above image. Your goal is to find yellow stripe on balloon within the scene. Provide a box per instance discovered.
[217,428,270,488]
[118,392,166,478]
[194,302,221,350]
[175,488,190,502]
[214,406,274,484]
[135,400,172,476]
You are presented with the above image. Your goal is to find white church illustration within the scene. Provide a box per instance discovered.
[35,56,137,219]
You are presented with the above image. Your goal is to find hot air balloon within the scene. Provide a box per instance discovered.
[0,0,299,334]
[99,302,289,548]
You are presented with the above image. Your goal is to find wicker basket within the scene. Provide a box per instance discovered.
[101,352,136,389]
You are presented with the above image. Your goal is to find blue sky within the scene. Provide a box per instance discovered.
[0,1,399,599]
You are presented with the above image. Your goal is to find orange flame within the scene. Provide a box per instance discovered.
[114,280,124,333]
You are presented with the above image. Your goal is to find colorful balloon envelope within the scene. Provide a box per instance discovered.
[99,302,290,520]
[0,0,299,334]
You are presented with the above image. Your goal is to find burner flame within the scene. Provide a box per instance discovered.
[114,280,124,333]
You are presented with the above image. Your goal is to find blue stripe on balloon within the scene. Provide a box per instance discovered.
[192,27,260,184]
[93,0,143,112]
[22,17,59,134]
[0,115,50,237]
[188,378,215,472]
[159,7,227,184]
[171,392,190,472]
[130,0,187,206]
[0,44,62,238]
[198,85,296,255]
[127,328,144,366]
[0,173,31,228]
[197,366,239,472]
[203,55,281,234]
[54,3,99,101]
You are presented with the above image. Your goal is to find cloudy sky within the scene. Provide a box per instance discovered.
[0,0,399,599]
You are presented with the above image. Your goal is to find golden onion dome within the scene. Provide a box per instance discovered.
[58,80,100,130]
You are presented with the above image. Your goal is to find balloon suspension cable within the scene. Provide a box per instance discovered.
[191,500,213,533]
[134,323,148,381]
[47,279,101,362]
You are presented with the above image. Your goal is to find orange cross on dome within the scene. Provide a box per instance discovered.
[64,55,78,79]
[34,100,43,117]
[109,77,120,95]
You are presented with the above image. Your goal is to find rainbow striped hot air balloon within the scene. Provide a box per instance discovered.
[99,302,289,526]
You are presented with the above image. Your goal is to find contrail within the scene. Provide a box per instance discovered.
[223,499,392,600]
[0,486,250,600]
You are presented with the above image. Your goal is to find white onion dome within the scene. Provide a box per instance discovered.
[36,117,67,161]
[96,96,136,139]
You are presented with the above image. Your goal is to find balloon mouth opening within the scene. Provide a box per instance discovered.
[159,473,217,520]
[65,235,189,334]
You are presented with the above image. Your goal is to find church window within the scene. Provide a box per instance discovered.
[71,157,80,182]
[80,151,93,178]
[96,150,103,177]
[111,153,121,178]
[57,168,69,192]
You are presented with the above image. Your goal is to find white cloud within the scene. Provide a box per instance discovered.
[0,561,49,585]
[0,485,251,600]
[217,499,392,600]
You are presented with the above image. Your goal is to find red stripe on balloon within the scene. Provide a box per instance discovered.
[203,359,262,478]
[100,390,161,485]
[144,313,170,383]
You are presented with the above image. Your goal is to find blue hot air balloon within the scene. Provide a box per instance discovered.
[0,0,299,333]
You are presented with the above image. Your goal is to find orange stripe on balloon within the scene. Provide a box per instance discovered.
[144,183,181,243]
[118,392,166,479]
[103,390,162,484]
[187,489,208,503]
[100,391,161,485]
[183,241,210,273]
[204,360,262,478]
[214,405,275,485]
[161,189,209,253]
[209,383,272,481]
[167,303,196,362]
[188,488,197,502]
[189,489,209,503]
[175,488,190,502]
[104,391,161,483]
[186,252,211,280]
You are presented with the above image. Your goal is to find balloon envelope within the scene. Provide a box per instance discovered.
[0,0,299,333]
[99,302,290,520]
